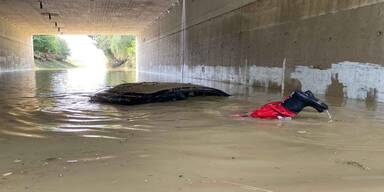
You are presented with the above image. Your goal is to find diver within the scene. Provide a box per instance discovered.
[247,90,329,119]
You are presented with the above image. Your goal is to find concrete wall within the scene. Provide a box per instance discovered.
[137,0,384,102]
[0,17,33,72]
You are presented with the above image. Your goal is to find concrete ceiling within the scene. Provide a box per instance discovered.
[0,0,177,35]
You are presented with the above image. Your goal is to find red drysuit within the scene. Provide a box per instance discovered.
[250,101,297,119]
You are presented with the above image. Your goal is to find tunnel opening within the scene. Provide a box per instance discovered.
[32,34,136,72]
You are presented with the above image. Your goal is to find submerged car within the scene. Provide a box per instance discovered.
[90,82,230,105]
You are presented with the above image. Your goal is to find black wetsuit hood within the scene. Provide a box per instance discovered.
[282,90,329,113]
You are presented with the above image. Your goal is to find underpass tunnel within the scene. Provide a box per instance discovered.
[1,0,384,101]
[2,1,384,192]
[0,0,176,71]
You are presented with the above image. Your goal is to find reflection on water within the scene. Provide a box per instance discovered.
[0,69,137,140]
[1,69,384,191]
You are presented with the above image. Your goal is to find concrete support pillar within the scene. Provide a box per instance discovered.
[0,18,34,72]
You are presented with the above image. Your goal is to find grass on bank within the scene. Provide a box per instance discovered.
[34,59,76,70]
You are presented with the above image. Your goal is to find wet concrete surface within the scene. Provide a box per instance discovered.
[1,69,384,191]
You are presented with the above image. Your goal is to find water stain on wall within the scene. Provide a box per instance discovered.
[285,78,302,94]
[139,61,384,103]
[365,88,378,110]
[325,74,345,106]
[291,61,384,102]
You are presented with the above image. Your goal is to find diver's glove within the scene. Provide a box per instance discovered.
[282,90,328,113]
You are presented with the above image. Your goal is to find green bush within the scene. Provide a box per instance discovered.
[110,36,136,61]
[92,35,136,69]
[33,35,70,60]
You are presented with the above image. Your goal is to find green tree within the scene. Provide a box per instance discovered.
[33,35,74,69]
[33,35,70,60]
[33,35,58,53]
[92,35,136,69]
[56,38,70,60]
[110,36,136,61]
[92,35,114,62]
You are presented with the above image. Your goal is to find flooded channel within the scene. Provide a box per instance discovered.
[1,69,384,192]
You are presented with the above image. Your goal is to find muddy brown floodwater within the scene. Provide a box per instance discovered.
[1,69,384,192]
